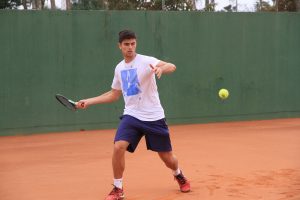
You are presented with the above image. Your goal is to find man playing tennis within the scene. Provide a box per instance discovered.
[77,30,190,200]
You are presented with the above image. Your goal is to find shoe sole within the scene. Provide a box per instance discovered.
[181,190,190,193]
[106,194,125,200]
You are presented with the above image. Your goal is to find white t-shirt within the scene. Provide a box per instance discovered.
[111,54,165,121]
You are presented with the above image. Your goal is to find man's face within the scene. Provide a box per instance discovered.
[119,38,137,58]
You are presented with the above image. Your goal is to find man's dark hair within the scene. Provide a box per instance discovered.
[119,30,136,43]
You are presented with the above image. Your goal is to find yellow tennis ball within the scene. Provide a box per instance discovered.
[219,88,229,99]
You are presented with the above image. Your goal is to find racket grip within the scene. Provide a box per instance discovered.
[80,102,85,108]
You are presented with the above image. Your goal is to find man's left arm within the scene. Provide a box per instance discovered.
[150,61,176,79]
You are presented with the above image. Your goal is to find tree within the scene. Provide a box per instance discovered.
[22,0,28,9]
[223,4,233,11]
[277,0,297,11]
[107,0,138,10]
[66,0,71,10]
[72,0,106,10]
[255,0,276,11]
[71,0,195,11]
[142,0,194,10]
[0,0,22,9]
[202,0,216,11]
[189,0,196,10]
[255,0,298,11]
[50,0,55,9]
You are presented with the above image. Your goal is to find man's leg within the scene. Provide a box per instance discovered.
[158,151,191,193]
[158,151,178,171]
[112,140,129,179]
[105,140,129,200]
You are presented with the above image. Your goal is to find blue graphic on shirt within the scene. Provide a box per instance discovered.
[121,68,141,96]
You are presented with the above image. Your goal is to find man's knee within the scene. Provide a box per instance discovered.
[114,140,129,153]
[159,151,176,163]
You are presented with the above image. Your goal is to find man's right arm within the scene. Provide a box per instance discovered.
[76,89,122,109]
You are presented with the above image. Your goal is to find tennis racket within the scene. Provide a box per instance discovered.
[55,94,77,111]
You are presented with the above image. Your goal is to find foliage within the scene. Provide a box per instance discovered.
[106,0,138,10]
[1,0,298,11]
[255,0,298,11]
[72,0,194,11]
[142,0,194,10]
[255,0,276,11]
[0,0,21,9]
[72,0,106,10]
[203,2,216,11]
[277,0,297,11]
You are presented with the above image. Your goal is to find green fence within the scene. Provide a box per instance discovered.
[1,11,300,136]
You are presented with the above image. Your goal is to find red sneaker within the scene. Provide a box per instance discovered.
[174,171,191,192]
[104,186,125,200]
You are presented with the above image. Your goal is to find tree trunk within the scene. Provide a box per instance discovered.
[205,0,209,7]
[32,0,36,9]
[50,0,56,9]
[35,0,42,9]
[102,0,108,9]
[22,0,28,9]
[275,0,279,11]
[189,0,196,10]
[259,0,262,11]
[66,0,71,10]
[40,0,44,9]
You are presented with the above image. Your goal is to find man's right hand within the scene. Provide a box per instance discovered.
[76,100,88,109]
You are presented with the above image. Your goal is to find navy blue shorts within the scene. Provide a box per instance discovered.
[114,115,172,153]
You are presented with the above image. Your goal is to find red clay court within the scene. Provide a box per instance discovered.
[0,118,299,200]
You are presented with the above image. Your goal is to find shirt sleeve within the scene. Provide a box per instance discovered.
[111,68,121,90]
[148,56,160,68]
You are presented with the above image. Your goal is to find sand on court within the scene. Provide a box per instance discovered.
[0,118,300,200]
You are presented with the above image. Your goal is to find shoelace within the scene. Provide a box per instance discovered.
[175,174,187,185]
[109,186,122,195]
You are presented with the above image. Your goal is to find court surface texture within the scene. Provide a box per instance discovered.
[1,118,299,200]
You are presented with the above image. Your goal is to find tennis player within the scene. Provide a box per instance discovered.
[77,30,190,200]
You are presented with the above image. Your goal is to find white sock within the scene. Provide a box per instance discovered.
[113,178,123,189]
[173,168,181,176]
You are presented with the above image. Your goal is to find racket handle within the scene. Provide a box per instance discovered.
[80,102,85,108]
